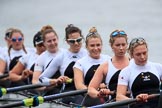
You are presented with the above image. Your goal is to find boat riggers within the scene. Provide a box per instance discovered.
[0,74,9,79]
[0,83,48,97]
[89,93,160,108]
[0,89,87,108]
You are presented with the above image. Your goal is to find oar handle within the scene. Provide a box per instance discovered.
[148,93,160,99]
[110,90,115,95]
[0,74,9,79]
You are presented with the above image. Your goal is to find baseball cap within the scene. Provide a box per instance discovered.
[5,28,15,39]
[33,31,43,47]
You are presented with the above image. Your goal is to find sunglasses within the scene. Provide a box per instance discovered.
[130,37,145,45]
[111,31,126,37]
[11,37,23,42]
[86,32,98,37]
[130,37,146,48]
[67,37,83,44]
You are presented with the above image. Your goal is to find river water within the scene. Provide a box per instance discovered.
[0,0,162,107]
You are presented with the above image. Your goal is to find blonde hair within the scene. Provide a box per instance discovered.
[128,37,147,58]
[86,27,102,46]
[8,28,27,59]
[40,25,58,41]
[109,29,128,46]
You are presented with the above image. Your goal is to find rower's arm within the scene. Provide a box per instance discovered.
[88,62,107,98]
[32,71,42,84]
[0,58,6,75]
[73,67,87,90]
[116,85,130,101]
[9,62,25,81]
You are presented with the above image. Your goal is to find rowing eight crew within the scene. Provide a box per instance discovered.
[0,25,162,108]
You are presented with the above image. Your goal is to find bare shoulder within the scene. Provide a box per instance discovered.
[98,61,108,76]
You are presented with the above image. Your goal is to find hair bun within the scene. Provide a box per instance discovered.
[65,24,74,32]
[68,24,74,28]
[41,25,53,33]
[89,27,97,33]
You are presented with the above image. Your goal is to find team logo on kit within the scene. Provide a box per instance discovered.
[141,72,150,81]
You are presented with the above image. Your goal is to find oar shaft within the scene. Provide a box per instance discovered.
[44,89,87,101]
[0,101,24,108]
[90,99,137,108]
[6,83,44,93]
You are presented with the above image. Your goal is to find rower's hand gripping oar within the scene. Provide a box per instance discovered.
[89,93,160,108]
[0,89,87,108]
[0,78,73,97]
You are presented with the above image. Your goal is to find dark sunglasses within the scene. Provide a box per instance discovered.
[11,37,23,42]
[67,37,83,44]
[111,31,126,37]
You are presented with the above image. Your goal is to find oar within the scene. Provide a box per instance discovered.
[0,78,73,97]
[0,74,9,79]
[0,83,47,97]
[43,89,87,101]
[89,93,160,108]
[0,89,87,108]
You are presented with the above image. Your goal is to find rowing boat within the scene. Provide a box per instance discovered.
[0,91,161,108]
[0,82,161,108]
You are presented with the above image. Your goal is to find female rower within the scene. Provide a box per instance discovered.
[73,27,110,106]
[32,25,65,95]
[39,24,87,104]
[88,29,129,102]
[0,28,29,87]
[116,37,162,108]
[9,31,46,85]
